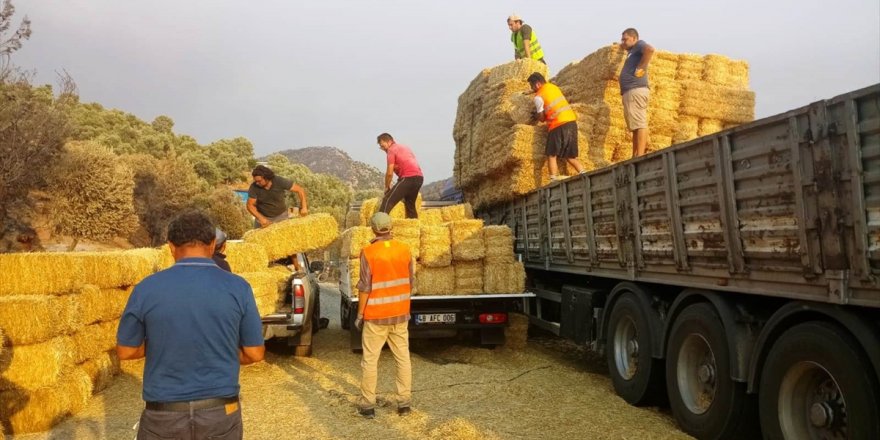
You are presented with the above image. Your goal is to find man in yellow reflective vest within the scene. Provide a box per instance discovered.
[354,212,414,419]
[508,14,545,64]
[528,72,586,181]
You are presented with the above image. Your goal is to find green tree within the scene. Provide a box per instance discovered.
[0,0,31,69]
[200,188,251,239]
[47,141,137,250]
[265,154,353,223]
[207,137,256,183]
[151,115,174,134]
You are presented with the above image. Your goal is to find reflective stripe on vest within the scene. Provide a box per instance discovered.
[511,28,544,61]
[537,83,576,130]
[362,240,412,320]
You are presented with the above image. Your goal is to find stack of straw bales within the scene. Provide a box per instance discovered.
[454,46,754,209]
[243,213,339,261]
[342,201,525,297]
[0,236,292,433]
[357,194,424,226]
[0,251,157,434]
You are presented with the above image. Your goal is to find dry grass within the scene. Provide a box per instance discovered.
[224,242,269,273]
[484,261,526,294]
[453,261,483,294]
[392,219,421,260]
[418,210,444,225]
[71,321,118,365]
[419,225,452,268]
[450,220,485,261]
[0,336,73,392]
[414,265,456,295]
[238,271,287,317]
[484,225,515,264]
[439,203,474,222]
[0,367,93,434]
[79,351,120,393]
[243,214,339,261]
[340,227,374,259]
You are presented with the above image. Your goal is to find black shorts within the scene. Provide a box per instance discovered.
[546,121,578,158]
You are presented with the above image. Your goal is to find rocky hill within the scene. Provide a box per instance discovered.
[267,147,383,191]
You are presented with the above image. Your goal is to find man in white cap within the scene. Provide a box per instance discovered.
[354,212,414,419]
[507,13,545,64]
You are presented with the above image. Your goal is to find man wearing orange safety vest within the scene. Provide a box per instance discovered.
[527,72,585,181]
[354,212,414,419]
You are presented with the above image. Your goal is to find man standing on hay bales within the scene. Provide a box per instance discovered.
[377,133,423,219]
[527,72,586,181]
[247,164,310,228]
[116,210,265,439]
[354,212,414,418]
[619,27,655,158]
[507,13,545,64]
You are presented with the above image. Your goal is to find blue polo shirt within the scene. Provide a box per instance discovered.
[117,257,264,402]
[619,40,650,93]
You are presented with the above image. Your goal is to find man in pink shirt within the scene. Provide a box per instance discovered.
[377,133,423,219]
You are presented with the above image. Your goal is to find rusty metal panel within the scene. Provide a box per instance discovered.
[563,176,592,265]
[634,155,675,270]
[716,136,746,274]
[674,140,728,269]
[810,103,849,270]
[665,153,690,271]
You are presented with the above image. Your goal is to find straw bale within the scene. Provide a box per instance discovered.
[342,257,360,296]
[698,118,725,136]
[414,265,456,295]
[702,54,749,88]
[340,226,374,259]
[454,260,484,294]
[0,367,93,433]
[419,209,444,225]
[0,253,85,296]
[121,247,162,276]
[419,224,452,268]
[0,336,74,391]
[450,220,486,261]
[504,312,530,349]
[157,244,175,270]
[75,285,133,327]
[80,350,120,393]
[225,241,269,273]
[484,225,516,264]
[239,271,284,317]
[679,81,755,122]
[440,203,474,222]
[392,219,421,260]
[72,320,118,364]
[673,116,700,143]
[676,54,704,81]
[359,198,380,225]
[0,294,82,345]
[649,135,674,153]
[242,213,339,261]
[485,58,549,86]
[484,261,526,294]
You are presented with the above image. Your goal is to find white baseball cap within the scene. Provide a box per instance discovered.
[508,13,522,22]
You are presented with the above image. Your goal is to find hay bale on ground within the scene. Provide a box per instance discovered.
[80,350,120,393]
[450,220,485,261]
[454,260,483,294]
[0,336,74,391]
[225,242,269,273]
[0,294,81,345]
[72,320,118,364]
[414,265,455,295]
[440,203,474,222]
[340,227,374,259]
[242,213,339,261]
[0,367,93,434]
[504,312,530,349]
[419,225,452,267]
[484,225,515,264]
[392,219,421,259]
[484,261,526,294]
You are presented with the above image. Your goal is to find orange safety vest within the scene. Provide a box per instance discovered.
[536,82,576,131]
[362,239,412,320]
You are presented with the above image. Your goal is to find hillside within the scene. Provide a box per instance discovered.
[268,147,383,191]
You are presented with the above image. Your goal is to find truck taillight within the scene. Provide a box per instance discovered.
[293,284,305,314]
[479,313,507,324]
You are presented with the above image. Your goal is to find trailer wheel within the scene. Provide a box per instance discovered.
[759,322,879,440]
[665,303,758,439]
[606,293,664,405]
[340,295,350,330]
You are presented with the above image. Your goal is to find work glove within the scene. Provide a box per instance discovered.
[355,316,364,331]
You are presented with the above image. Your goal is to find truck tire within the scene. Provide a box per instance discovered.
[665,303,758,439]
[340,295,351,330]
[606,293,664,405]
[311,290,322,334]
[759,321,880,440]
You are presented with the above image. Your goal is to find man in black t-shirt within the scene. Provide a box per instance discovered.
[246,165,309,228]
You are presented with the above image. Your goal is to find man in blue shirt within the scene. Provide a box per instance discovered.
[117,210,265,440]
[619,27,655,158]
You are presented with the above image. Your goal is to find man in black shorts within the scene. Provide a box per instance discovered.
[527,72,585,181]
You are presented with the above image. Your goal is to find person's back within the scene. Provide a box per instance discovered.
[387,143,422,178]
[129,261,254,401]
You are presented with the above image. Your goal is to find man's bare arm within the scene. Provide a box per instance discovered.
[239,345,265,365]
[116,343,145,360]
[246,198,269,227]
[290,183,309,215]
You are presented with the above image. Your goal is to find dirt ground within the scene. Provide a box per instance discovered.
[11,285,691,440]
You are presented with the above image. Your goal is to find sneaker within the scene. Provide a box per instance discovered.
[398,406,411,416]
[358,408,375,419]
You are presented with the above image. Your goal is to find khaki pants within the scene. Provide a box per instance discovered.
[359,320,412,410]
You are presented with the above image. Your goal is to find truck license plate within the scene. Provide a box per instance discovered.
[415,313,456,324]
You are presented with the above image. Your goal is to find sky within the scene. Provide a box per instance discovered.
[11,0,880,183]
